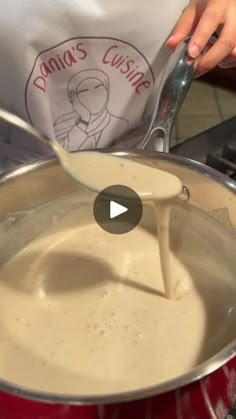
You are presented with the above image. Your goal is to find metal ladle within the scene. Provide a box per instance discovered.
[0,37,213,201]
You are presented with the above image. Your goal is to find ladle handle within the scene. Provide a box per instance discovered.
[139,36,216,152]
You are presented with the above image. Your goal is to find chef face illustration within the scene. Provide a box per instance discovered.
[68,70,109,122]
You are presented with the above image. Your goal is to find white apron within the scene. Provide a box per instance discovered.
[0,0,187,171]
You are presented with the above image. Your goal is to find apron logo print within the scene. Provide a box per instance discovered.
[25,37,155,150]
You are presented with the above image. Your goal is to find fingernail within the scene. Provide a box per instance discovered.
[189,43,201,59]
[166,34,178,46]
[218,61,236,69]
[186,56,195,65]
[167,35,175,42]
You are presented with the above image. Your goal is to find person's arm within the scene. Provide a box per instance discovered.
[166,0,236,76]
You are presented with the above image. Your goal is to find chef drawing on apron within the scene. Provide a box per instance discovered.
[53,69,129,151]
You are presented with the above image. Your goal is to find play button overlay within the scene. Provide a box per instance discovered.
[93,185,143,234]
[110,201,128,219]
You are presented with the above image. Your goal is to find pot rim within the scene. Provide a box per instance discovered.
[1,149,236,194]
[0,150,235,406]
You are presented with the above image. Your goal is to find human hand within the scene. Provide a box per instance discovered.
[71,92,90,123]
[166,0,236,76]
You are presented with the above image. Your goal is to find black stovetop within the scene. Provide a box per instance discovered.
[171,116,236,180]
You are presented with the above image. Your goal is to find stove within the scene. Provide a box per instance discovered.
[171,116,236,180]
[172,116,236,419]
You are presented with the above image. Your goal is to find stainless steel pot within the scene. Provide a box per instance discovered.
[0,151,235,419]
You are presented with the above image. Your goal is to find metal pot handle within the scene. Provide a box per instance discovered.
[139,36,216,152]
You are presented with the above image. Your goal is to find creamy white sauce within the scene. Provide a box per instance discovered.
[0,196,235,396]
[0,152,235,396]
[58,150,182,298]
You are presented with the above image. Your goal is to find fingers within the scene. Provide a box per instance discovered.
[166,3,197,48]
[167,0,236,75]
[196,18,236,75]
[187,2,223,58]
